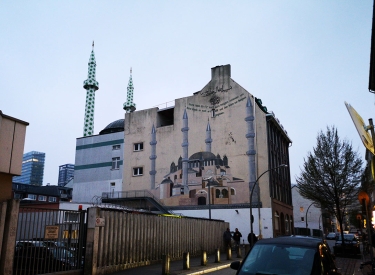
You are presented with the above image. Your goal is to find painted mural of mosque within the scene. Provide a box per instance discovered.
[156,118,244,206]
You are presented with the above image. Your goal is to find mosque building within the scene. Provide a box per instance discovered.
[73,44,293,238]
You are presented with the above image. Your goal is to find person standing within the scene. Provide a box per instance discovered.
[233,228,242,249]
[223,228,232,248]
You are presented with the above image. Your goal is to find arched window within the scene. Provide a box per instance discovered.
[285,214,290,234]
[274,211,280,231]
[215,189,220,198]
[222,189,228,198]
[223,155,228,166]
[230,188,235,195]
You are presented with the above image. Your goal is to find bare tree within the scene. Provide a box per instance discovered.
[296,126,363,242]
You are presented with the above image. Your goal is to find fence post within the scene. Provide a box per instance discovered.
[161,254,170,275]
[84,207,100,275]
[201,250,207,266]
[214,248,220,263]
[183,252,190,270]
[226,246,232,260]
[0,199,19,275]
[236,245,242,258]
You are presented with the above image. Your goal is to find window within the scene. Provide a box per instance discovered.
[28,194,37,200]
[274,211,280,230]
[39,195,46,201]
[133,167,143,176]
[133,142,144,151]
[112,157,120,169]
[49,197,57,202]
[112,144,121,150]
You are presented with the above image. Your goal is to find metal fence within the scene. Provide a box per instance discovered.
[92,208,228,274]
[13,207,86,275]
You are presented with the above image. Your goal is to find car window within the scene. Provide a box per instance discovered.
[238,243,316,275]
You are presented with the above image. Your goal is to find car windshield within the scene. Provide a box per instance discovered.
[337,234,356,241]
[238,243,316,275]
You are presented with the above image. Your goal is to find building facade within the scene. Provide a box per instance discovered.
[58,164,75,186]
[0,110,29,200]
[72,119,124,203]
[13,151,45,186]
[122,64,292,238]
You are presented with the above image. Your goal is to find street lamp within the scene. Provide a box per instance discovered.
[305,202,314,236]
[203,176,215,220]
[305,202,314,229]
[249,164,288,247]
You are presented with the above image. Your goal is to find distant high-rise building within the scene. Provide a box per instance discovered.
[13,151,45,186]
[58,164,75,186]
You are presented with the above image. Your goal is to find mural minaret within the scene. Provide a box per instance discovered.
[82,41,99,137]
[205,119,212,152]
[123,68,136,113]
[181,109,189,193]
[245,96,257,201]
[149,124,157,189]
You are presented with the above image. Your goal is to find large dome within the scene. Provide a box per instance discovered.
[99,119,124,135]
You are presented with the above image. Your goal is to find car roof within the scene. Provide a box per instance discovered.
[255,235,323,248]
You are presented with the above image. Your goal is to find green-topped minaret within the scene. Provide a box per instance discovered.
[82,41,99,136]
[123,68,136,113]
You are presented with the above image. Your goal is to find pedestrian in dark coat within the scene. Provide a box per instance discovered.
[223,228,232,248]
[233,228,242,248]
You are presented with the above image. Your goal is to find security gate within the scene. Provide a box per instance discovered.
[14,207,86,275]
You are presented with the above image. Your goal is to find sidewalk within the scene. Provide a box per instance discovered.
[335,252,372,275]
[108,250,241,275]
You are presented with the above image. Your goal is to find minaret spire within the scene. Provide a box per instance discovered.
[82,42,99,136]
[123,67,136,113]
[205,118,212,152]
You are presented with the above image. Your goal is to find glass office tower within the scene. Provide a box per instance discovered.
[13,151,45,186]
[58,164,75,186]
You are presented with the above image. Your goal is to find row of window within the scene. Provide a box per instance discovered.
[29,194,57,202]
[14,193,57,202]
[112,142,144,152]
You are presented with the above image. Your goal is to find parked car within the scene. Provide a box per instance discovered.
[230,235,341,275]
[14,242,80,273]
[43,240,76,251]
[333,233,360,257]
[326,232,337,240]
[15,240,46,252]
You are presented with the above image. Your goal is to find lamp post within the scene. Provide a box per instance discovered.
[305,202,314,230]
[249,164,288,247]
[203,176,213,220]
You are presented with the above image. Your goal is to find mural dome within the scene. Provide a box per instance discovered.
[189,151,216,160]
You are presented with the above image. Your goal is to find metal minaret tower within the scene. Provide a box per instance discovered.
[123,68,136,113]
[181,109,189,193]
[82,41,99,136]
[245,96,257,202]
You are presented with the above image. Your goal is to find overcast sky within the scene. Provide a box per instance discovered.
[1,1,374,185]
